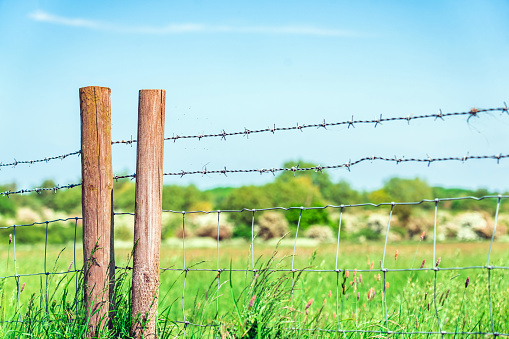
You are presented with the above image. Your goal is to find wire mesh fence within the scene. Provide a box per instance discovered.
[113,195,508,336]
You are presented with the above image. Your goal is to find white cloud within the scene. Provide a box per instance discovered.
[28,10,357,37]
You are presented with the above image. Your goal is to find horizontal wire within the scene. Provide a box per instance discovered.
[0,183,81,197]
[114,106,509,145]
[0,150,81,169]
[112,266,509,273]
[0,270,81,280]
[4,106,507,170]
[5,153,507,197]
[0,217,82,230]
[110,195,508,216]
[112,152,509,180]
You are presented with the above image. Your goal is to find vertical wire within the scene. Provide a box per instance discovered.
[13,226,21,320]
[181,212,187,337]
[44,221,49,316]
[250,210,255,271]
[73,217,78,312]
[334,207,344,335]
[432,199,443,334]
[216,211,221,325]
[487,196,501,335]
[290,207,303,329]
[381,203,393,334]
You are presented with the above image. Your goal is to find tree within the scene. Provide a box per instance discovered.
[379,177,433,223]
[220,186,271,238]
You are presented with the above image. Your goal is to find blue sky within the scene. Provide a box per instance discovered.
[1,1,508,193]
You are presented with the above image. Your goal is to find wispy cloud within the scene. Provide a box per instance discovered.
[28,10,357,37]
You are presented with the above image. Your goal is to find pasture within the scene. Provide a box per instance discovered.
[0,240,507,337]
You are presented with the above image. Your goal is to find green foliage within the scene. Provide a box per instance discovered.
[162,184,210,211]
[374,177,433,223]
[0,222,81,244]
[0,197,16,218]
[286,208,330,231]
[220,186,271,227]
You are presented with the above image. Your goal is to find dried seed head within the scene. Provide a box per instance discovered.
[465,277,470,288]
[381,291,384,301]
[395,249,399,260]
[305,299,314,309]
[436,257,441,267]
[345,293,349,300]
[357,292,360,301]
[68,261,74,271]
[385,282,389,289]
[248,295,256,309]
[353,269,357,276]
[370,261,374,270]
[328,290,332,298]
[420,259,426,269]
[345,270,349,278]
[359,274,363,284]
[420,231,425,240]
[377,273,381,281]
[20,282,25,293]
[9,234,12,245]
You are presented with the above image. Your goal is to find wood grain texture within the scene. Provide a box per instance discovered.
[131,89,165,338]
[79,86,113,338]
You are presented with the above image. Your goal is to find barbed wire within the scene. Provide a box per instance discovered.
[113,106,508,145]
[4,106,507,170]
[111,152,509,180]
[0,183,81,197]
[3,151,507,197]
[0,150,81,169]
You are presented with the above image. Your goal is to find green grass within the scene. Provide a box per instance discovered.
[0,240,507,337]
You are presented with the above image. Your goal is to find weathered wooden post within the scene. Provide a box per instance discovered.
[80,86,114,337]
[131,90,165,338]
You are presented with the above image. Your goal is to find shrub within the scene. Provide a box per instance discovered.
[304,225,334,242]
[257,211,289,240]
[195,223,233,241]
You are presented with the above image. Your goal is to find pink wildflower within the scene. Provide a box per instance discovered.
[9,234,12,245]
[248,295,256,309]
[395,249,399,260]
[420,231,425,240]
[436,257,441,267]
[420,259,425,269]
[465,277,470,288]
[305,299,314,310]
[20,282,25,293]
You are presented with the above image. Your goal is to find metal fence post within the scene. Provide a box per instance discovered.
[131,89,166,338]
[79,86,113,337]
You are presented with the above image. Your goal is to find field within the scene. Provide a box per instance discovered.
[0,239,507,337]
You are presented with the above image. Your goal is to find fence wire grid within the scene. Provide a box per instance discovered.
[112,195,509,337]
[0,217,81,322]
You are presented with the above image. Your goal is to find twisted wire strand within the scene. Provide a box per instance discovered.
[112,152,509,180]
[4,106,507,169]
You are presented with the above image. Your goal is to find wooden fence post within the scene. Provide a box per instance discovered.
[80,86,114,337]
[131,89,165,338]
